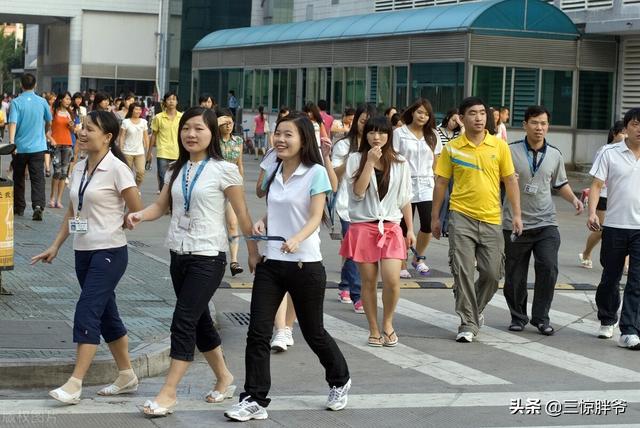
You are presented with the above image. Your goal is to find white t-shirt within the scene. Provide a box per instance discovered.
[261,162,332,262]
[590,141,640,229]
[393,125,443,202]
[345,152,413,230]
[69,151,136,250]
[121,118,148,156]
[331,138,353,222]
[164,159,243,254]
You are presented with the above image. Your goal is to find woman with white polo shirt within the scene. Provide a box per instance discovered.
[119,102,149,188]
[32,110,143,405]
[394,99,442,278]
[126,107,260,417]
[225,113,351,422]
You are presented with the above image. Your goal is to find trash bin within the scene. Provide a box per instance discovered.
[0,177,13,272]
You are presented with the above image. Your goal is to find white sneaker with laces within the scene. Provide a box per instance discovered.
[456,332,474,343]
[270,329,288,352]
[224,397,268,421]
[284,326,294,347]
[598,324,616,339]
[618,334,640,349]
[326,379,351,411]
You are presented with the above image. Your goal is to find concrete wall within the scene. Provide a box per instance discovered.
[1,0,161,17]
[292,0,373,21]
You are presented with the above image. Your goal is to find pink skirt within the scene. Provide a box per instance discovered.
[339,221,407,263]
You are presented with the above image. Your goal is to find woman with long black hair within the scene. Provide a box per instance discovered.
[127,107,260,416]
[225,113,351,422]
[32,110,143,404]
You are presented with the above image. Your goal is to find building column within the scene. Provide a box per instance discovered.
[68,15,82,93]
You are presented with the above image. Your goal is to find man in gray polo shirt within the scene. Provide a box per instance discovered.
[502,105,583,335]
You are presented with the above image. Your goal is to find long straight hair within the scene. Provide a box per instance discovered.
[402,98,437,151]
[264,113,329,226]
[53,91,75,119]
[345,104,377,153]
[353,115,401,199]
[166,107,223,208]
[87,110,128,165]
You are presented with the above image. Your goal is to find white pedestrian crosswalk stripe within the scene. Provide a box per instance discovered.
[558,291,597,305]
[1,389,640,415]
[233,293,509,386]
[390,297,640,383]
[488,293,620,339]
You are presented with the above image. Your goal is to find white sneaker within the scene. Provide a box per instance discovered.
[598,324,616,339]
[326,379,351,411]
[456,332,474,343]
[270,329,288,352]
[284,326,294,347]
[224,397,268,421]
[618,334,640,350]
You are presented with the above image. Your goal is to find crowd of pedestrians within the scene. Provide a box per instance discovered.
[6,71,638,421]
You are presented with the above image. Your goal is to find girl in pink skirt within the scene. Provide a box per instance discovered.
[340,116,415,347]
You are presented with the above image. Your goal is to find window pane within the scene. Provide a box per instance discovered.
[332,67,344,114]
[512,68,539,124]
[472,66,503,110]
[541,70,573,126]
[503,68,512,125]
[394,66,408,108]
[255,70,269,109]
[243,70,254,109]
[199,70,221,103]
[410,63,465,119]
[286,69,297,110]
[305,68,319,105]
[345,67,365,108]
[578,71,613,130]
[377,66,392,111]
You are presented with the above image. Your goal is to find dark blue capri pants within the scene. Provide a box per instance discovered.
[73,246,128,344]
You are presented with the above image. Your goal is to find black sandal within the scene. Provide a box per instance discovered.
[508,323,524,332]
[534,323,555,336]
[230,262,244,276]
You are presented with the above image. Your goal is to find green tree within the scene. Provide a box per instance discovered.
[0,27,25,94]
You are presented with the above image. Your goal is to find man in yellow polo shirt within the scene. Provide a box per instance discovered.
[147,92,182,193]
[431,97,523,343]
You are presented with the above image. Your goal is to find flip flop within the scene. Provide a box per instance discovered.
[383,330,398,347]
[367,336,383,347]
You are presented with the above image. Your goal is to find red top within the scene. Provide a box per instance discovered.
[51,110,73,146]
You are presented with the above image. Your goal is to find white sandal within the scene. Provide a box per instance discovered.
[204,384,237,403]
[412,260,430,275]
[49,387,81,405]
[142,399,177,417]
[399,269,411,279]
[578,253,593,269]
[97,377,139,396]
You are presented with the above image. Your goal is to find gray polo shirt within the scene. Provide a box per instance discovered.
[503,138,568,231]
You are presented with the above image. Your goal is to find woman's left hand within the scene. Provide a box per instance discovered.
[281,238,300,254]
[406,231,417,249]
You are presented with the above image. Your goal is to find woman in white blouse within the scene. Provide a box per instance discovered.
[119,102,149,187]
[394,99,443,278]
[32,110,143,405]
[126,107,261,417]
[340,115,415,348]
[225,114,350,422]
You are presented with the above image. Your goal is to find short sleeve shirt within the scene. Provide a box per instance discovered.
[262,163,331,262]
[8,91,52,153]
[165,159,243,253]
[151,111,182,160]
[590,141,640,229]
[435,131,515,225]
[502,139,568,230]
[121,118,148,156]
[220,135,244,163]
[69,151,136,250]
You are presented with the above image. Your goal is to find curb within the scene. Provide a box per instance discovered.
[0,337,171,389]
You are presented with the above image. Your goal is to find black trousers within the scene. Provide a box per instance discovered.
[503,226,561,326]
[597,227,640,335]
[241,259,350,408]
[13,151,46,214]
[169,251,226,361]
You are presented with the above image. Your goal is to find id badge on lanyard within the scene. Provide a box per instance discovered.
[70,155,107,234]
[69,217,89,234]
[179,159,208,230]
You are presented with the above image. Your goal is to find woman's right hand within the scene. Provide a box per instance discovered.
[31,246,59,265]
[252,218,266,235]
[367,146,382,164]
[126,212,144,230]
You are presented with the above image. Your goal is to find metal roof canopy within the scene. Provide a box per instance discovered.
[194,0,580,51]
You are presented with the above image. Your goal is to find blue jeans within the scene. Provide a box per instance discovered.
[73,246,128,344]
[156,157,173,192]
[339,218,361,303]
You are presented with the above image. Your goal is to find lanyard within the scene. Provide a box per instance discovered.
[181,158,208,213]
[77,152,109,213]
[523,141,546,177]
